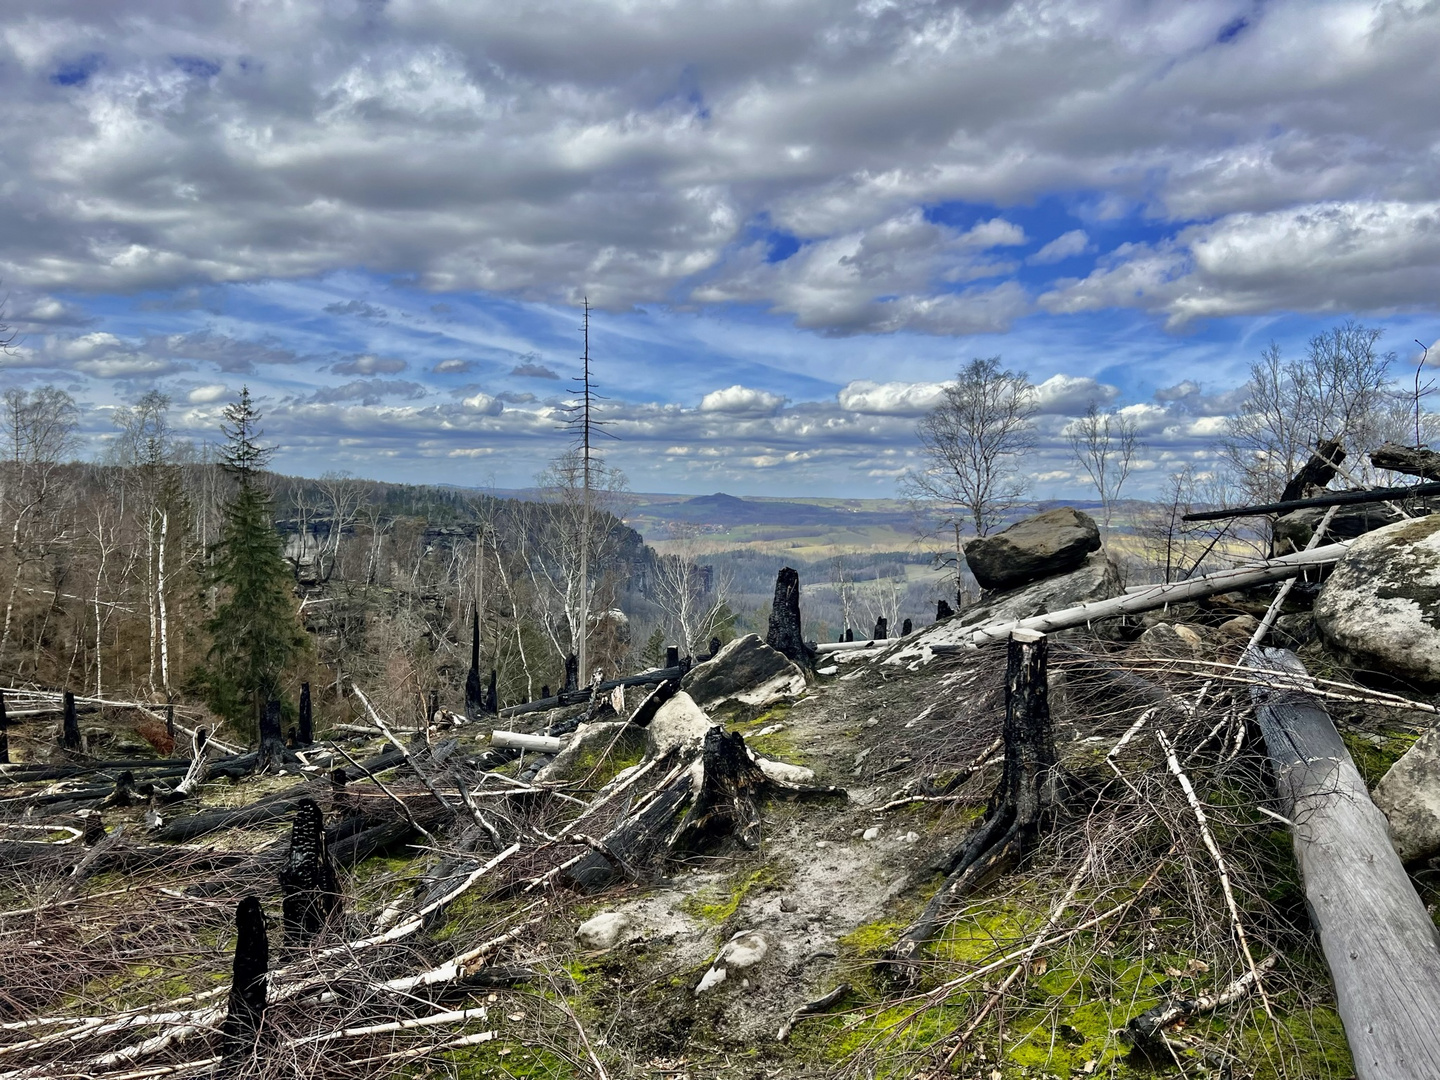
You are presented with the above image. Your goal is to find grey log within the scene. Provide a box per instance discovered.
[1248,646,1440,1080]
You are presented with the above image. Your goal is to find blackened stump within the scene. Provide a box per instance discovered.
[465,605,483,718]
[873,617,888,640]
[901,618,913,636]
[165,702,175,741]
[665,646,680,669]
[883,629,1056,985]
[279,798,340,943]
[427,688,438,726]
[1280,438,1345,502]
[766,567,814,665]
[937,599,954,621]
[563,653,579,694]
[484,670,498,715]
[222,895,269,1066]
[844,628,854,643]
[62,690,80,751]
[258,699,285,772]
[298,682,313,744]
[709,637,722,659]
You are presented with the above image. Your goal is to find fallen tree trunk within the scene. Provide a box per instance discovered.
[497,667,684,719]
[812,542,1351,656]
[1370,442,1440,482]
[1182,481,1440,521]
[1247,646,1440,1080]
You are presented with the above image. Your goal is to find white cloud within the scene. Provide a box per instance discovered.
[1030,374,1118,415]
[187,383,229,404]
[1028,230,1093,265]
[837,380,947,416]
[699,384,787,415]
[462,391,505,415]
[334,354,407,376]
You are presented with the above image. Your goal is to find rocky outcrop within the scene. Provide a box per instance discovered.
[682,634,807,711]
[1273,503,1404,554]
[964,508,1102,592]
[1373,730,1440,862]
[1314,514,1440,685]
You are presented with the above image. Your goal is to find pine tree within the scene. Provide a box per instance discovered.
[202,388,307,735]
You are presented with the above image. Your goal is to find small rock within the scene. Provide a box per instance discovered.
[756,758,816,785]
[1374,727,1440,861]
[815,840,830,848]
[696,930,768,995]
[899,831,920,844]
[576,911,632,951]
[864,717,879,727]
[1218,614,1260,640]
[779,896,799,912]
[753,723,784,737]
[817,665,838,675]
[862,826,882,841]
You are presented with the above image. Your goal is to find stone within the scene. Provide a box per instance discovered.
[1373,727,1440,861]
[956,552,1123,632]
[862,826,881,841]
[1218,615,1260,641]
[577,911,633,951]
[646,692,715,754]
[1273,502,1405,555]
[963,507,1102,592]
[681,633,807,711]
[696,930,768,994]
[1136,622,1195,659]
[755,758,816,785]
[1314,515,1440,685]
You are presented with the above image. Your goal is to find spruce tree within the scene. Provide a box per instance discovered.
[203,388,307,735]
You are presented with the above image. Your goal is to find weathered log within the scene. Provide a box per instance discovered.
[497,667,683,719]
[155,794,308,843]
[298,683,313,745]
[766,567,814,665]
[279,799,340,943]
[221,895,269,1067]
[1371,441,1440,481]
[330,818,418,868]
[1247,647,1440,1080]
[627,678,680,729]
[884,629,1056,984]
[62,690,80,751]
[1183,480,1440,521]
[491,730,565,753]
[1280,438,1345,501]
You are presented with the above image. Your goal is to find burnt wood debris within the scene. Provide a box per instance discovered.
[765,565,814,665]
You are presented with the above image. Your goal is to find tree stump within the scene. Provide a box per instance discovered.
[937,599,954,621]
[563,653,579,694]
[844,628,854,643]
[61,690,80,751]
[873,617,888,640]
[766,567,814,665]
[165,702,176,741]
[709,636,722,659]
[1281,438,1345,501]
[427,688,439,726]
[222,895,269,1067]
[901,618,913,636]
[298,682,313,744]
[279,798,340,943]
[258,699,285,772]
[484,670,498,715]
[883,629,1056,985]
[540,684,551,701]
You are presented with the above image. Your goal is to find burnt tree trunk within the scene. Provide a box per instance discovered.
[298,682,313,745]
[427,688,439,726]
[873,617,888,641]
[61,690,80,751]
[279,798,340,943]
[165,702,175,741]
[766,567,814,665]
[884,629,1056,985]
[669,728,771,854]
[901,618,912,636]
[563,653,579,694]
[0,690,9,764]
[258,699,285,772]
[221,895,269,1067]
[1280,438,1345,501]
[465,605,483,718]
[937,599,954,621]
[483,670,498,715]
[1371,441,1440,482]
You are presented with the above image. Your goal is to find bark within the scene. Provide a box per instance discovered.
[1371,442,1440,482]
[221,895,268,1067]
[279,799,341,943]
[1280,438,1345,501]
[258,699,285,772]
[884,630,1055,985]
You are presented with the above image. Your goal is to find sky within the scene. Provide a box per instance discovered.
[2,0,1439,498]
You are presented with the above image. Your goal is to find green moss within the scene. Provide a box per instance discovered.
[838,919,909,956]
[681,865,780,923]
[444,1040,574,1079]
[1342,729,1417,789]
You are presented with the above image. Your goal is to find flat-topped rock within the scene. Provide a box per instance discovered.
[682,633,807,711]
[964,507,1102,592]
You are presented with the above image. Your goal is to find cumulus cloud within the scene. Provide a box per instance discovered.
[308,380,428,405]
[1031,374,1118,415]
[187,383,230,404]
[462,391,505,415]
[837,380,948,416]
[698,384,787,415]
[153,332,304,373]
[333,354,407,376]
[512,361,560,379]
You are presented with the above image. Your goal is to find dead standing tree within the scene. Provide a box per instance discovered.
[885,628,1055,983]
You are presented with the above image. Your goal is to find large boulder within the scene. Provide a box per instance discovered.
[954,550,1123,632]
[681,634,807,711]
[1373,730,1440,862]
[1313,514,1440,685]
[1273,503,1404,555]
[964,508,1102,592]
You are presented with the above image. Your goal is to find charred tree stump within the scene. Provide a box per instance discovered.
[165,702,175,741]
[298,682,313,745]
[901,618,912,636]
[81,809,106,845]
[563,653,579,693]
[1280,438,1345,502]
[665,646,680,669]
[883,629,1057,985]
[483,670,498,715]
[766,567,814,665]
[709,636,722,659]
[258,699,285,772]
[670,728,770,853]
[937,599,954,621]
[222,895,269,1068]
[61,690,80,751]
[843,627,854,643]
[465,605,483,718]
[873,617,888,640]
[0,690,9,764]
[427,688,439,726]
[540,684,551,701]
[279,799,340,943]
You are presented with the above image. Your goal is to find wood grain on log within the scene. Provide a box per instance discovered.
[1371,442,1440,481]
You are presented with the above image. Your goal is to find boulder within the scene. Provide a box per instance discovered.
[576,911,634,951]
[953,551,1123,632]
[1313,515,1440,685]
[1135,622,1201,659]
[964,508,1102,592]
[1373,731,1440,862]
[1273,503,1404,555]
[646,692,715,754]
[681,633,807,711]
